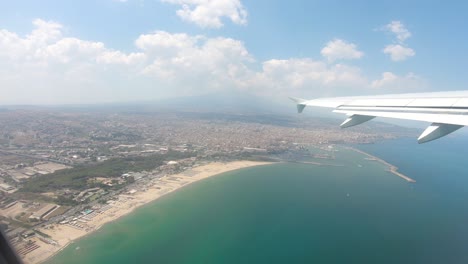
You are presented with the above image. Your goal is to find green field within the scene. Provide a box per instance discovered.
[20,151,194,193]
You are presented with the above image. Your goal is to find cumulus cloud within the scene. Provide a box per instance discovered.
[1,19,144,65]
[0,19,426,104]
[371,72,397,88]
[252,59,367,95]
[380,21,414,62]
[383,44,415,61]
[0,19,146,104]
[320,39,363,62]
[135,31,253,91]
[162,0,247,28]
[384,21,411,43]
[371,71,427,91]
[0,19,254,103]
[250,58,430,98]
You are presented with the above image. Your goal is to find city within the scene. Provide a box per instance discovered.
[0,107,414,263]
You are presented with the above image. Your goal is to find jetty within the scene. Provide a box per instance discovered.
[348,147,416,183]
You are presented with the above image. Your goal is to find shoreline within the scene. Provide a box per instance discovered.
[23,160,274,264]
[23,148,415,263]
[347,146,416,183]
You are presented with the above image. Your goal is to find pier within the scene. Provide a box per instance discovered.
[348,147,416,183]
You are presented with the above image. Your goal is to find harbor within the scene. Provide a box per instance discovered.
[348,147,416,183]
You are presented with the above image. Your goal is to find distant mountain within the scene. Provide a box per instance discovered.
[0,92,288,114]
[149,92,291,114]
[0,92,371,122]
[0,92,420,131]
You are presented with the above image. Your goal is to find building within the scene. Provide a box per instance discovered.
[29,204,58,221]
[0,183,15,192]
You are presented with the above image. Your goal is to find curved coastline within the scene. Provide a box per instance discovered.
[25,160,274,264]
[28,148,415,264]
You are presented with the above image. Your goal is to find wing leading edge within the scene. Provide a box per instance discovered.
[290,91,468,143]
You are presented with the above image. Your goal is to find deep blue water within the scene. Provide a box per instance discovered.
[357,136,468,263]
[357,136,468,203]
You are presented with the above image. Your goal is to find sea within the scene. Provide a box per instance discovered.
[47,136,468,264]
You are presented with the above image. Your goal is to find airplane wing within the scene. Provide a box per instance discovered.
[289,91,468,143]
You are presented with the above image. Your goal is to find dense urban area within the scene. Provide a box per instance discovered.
[0,107,413,261]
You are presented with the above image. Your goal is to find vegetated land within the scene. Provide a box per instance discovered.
[19,151,195,193]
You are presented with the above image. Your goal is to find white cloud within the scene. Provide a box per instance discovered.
[0,19,144,65]
[320,39,363,62]
[383,44,415,61]
[249,58,369,97]
[0,19,64,60]
[0,19,146,104]
[0,20,255,103]
[380,21,415,62]
[97,50,146,65]
[384,21,411,43]
[134,31,201,59]
[371,71,427,91]
[0,19,427,104]
[371,72,397,88]
[135,31,253,92]
[162,0,247,28]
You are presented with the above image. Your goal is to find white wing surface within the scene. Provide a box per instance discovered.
[290,91,468,143]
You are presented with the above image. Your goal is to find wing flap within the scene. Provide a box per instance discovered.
[340,115,375,128]
[417,123,463,144]
[334,109,468,126]
[291,90,468,143]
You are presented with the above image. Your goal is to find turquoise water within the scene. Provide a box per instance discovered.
[48,139,468,264]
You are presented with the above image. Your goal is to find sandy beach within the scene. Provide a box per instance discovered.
[19,148,415,263]
[21,160,273,264]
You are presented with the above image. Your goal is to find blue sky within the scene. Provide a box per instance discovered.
[1,0,467,104]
